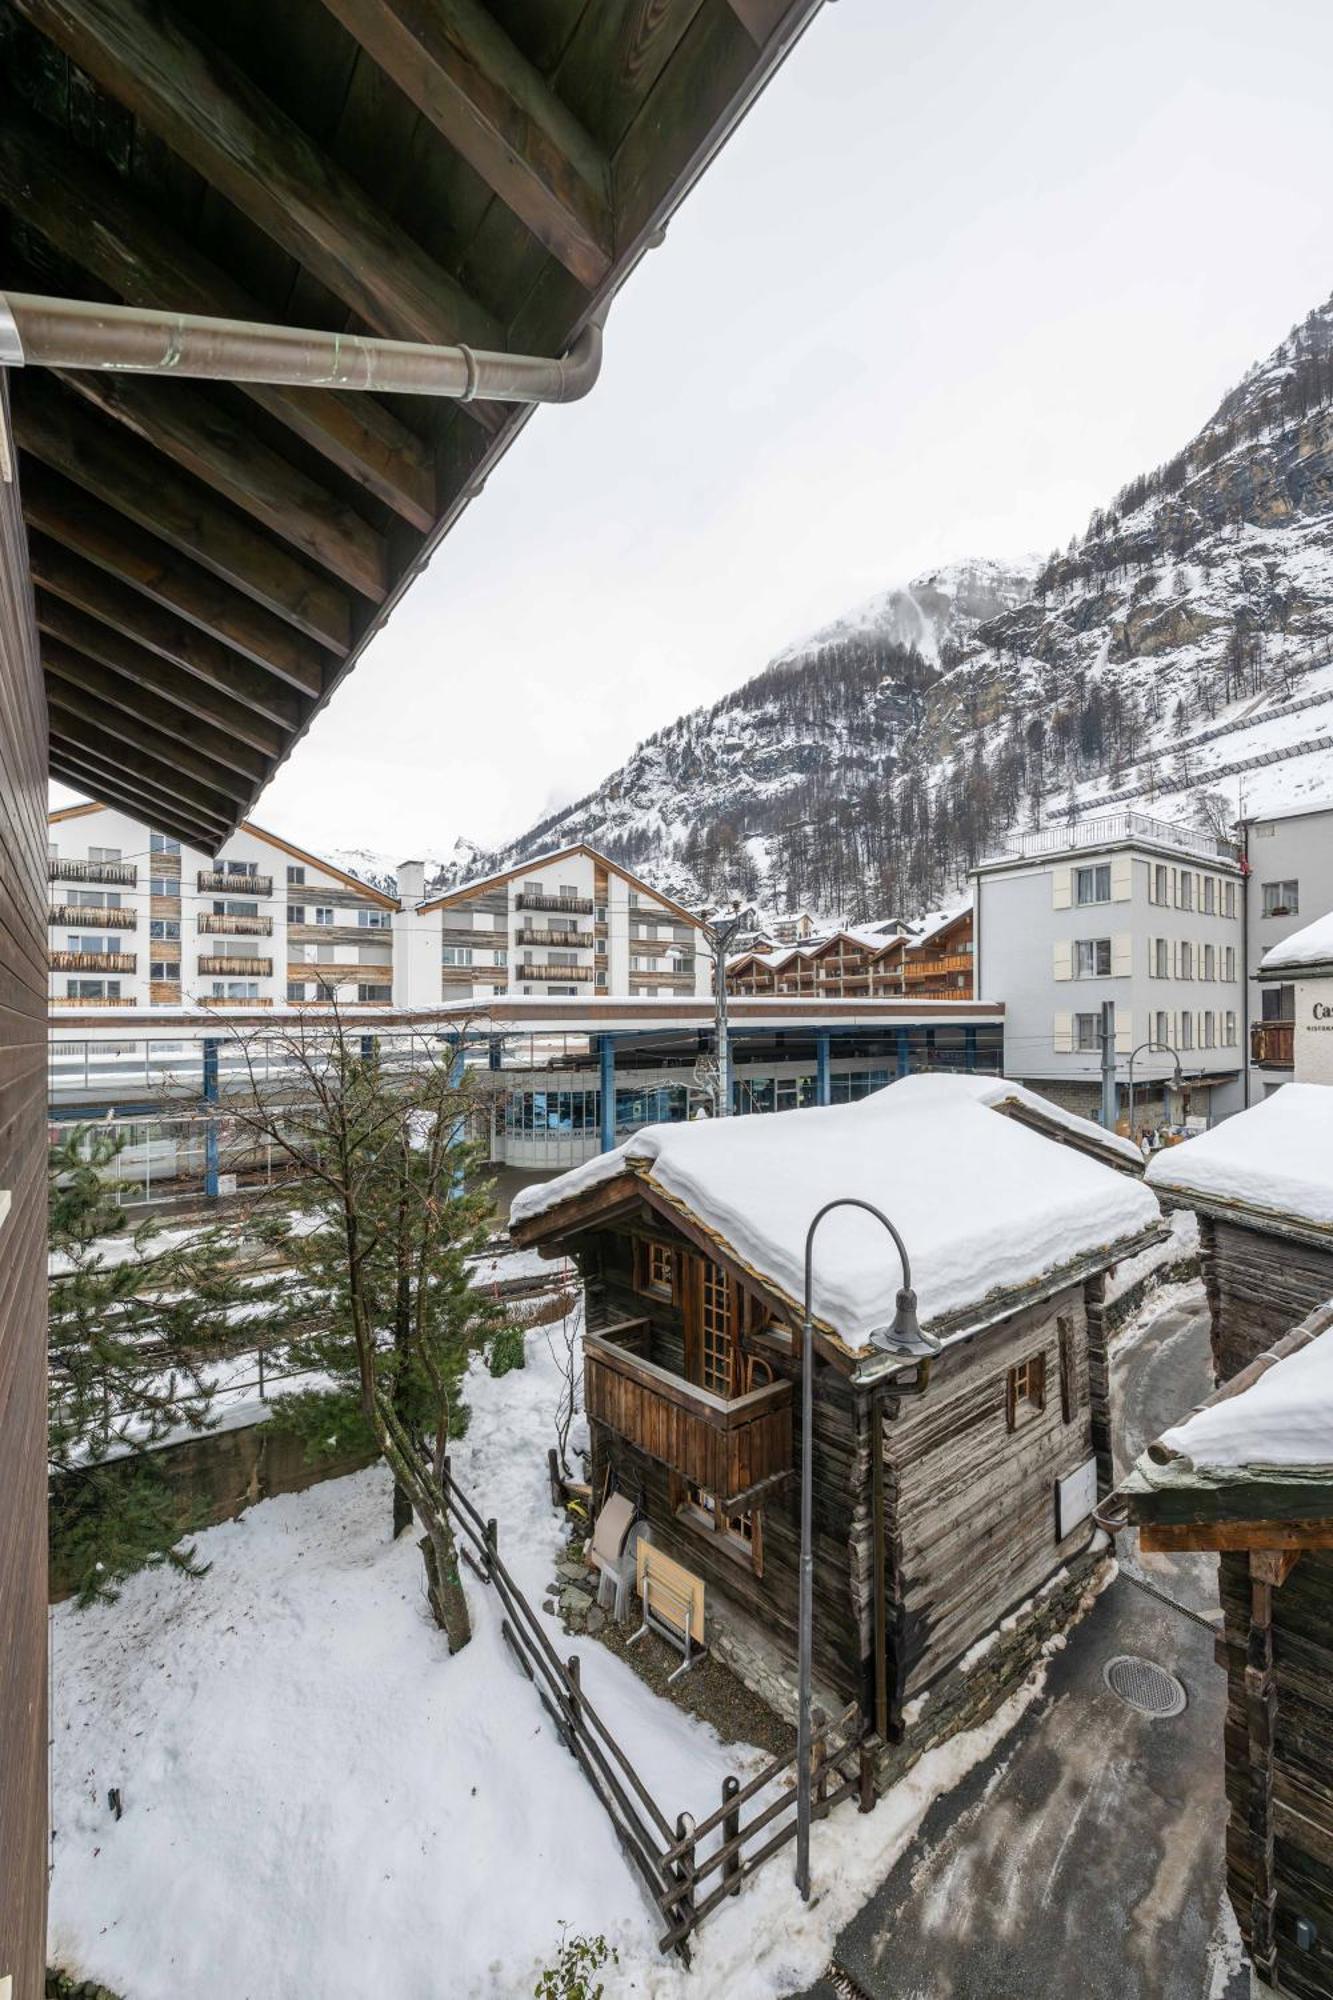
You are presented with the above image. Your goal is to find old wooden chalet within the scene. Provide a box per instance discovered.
[1111,1299,1333,2000]
[1147,1085,1333,1382]
[511,1074,1160,1770]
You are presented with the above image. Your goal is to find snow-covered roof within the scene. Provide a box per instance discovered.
[1156,1322,1333,1473]
[1146,1084,1333,1233]
[893,1072,1144,1170]
[510,1075,1159,1352]
[1260,910,1333,974]
[910,900,972,949]
[1244,796,1333,828]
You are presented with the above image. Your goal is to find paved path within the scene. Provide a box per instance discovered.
[798,1288,1246,2000]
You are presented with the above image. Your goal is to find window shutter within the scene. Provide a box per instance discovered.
[1112,934,1133,977]
[1171,939,1181,980]
[1058,1317,1075,1424]
[1053,939,1073,982]
[1115,1010,1132,1054]
[1110,855,1133,902]
[1053,1011,1073,1053]
[1052,867,1072,911]
[1005,1367,1017,1432]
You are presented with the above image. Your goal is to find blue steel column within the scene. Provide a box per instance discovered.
[360,1033,377,1061]
[447,1034,466,1196]
[202,1036,220,1199]
[599,1034,616,1153]
[815,1032,830,1107]
[895,1026,911,1079]
[964,1024,978,1072]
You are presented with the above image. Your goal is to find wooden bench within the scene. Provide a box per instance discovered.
[629,1542,706,1681]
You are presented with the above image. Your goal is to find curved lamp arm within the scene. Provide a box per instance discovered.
[803,1196,941,1363]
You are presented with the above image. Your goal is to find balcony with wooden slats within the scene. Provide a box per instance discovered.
[514,927,593,949]
[519,962,594,982]
[1251,1020,1294,1068]
[585,1322,793,1509]
[48,857,137,886]
[198,912,273,935]
[49,950,136,972]
[903,953,972,982]
[49,903,137,928]
[515,892,594,915]
[198,954,274,976]
[199,871,273,895]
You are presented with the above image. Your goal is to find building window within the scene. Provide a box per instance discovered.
[1224,1010,1237,1046]
[1203,877,1216,915]
[442,947,473,966]
[1202,1012,1216,1049]
[226,861,258,878]
[66,978,121,999]
[1154,1010,1169,1049]
[88,846,122,863]
[289,905,305,925]
[357,983,390,1002]
[634,1238,676,1302]
[1151,938,1168,979]
[1179,942,1193,980]
[314,907,335,926]
[1178,873,1194,911]
[287,981,310,1002]
[596,904,607,923]
[150,959,177,982]
[1224,946,1236,981]
[1074,938,1111,978]
[1223,881,1236,919]
[674,1479,762,1572]
[149,832,180,855]
[1262,984,1294,1022]
[149,876,178,899]
[287,865,305,884]
[1074,1013,1103,1051]
[1262,881,1299,917]
[149,919,180,940]
[357,908,389,928]
[1074,864,1111,905]
[1203,943,1215,981]
[1006,1353,1046,1430]
[1151,864,1168,905]
[1180,1013,1194,1051]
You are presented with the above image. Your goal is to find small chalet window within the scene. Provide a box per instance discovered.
[634,1238,676,1302]
[1006,1353,1046,1430]
[676,1479,763,1573]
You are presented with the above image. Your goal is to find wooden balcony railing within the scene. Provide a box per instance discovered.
[1251,1020,1294,1068]
[515,891,593,914]
[198,871,272,895]
[49,858,138,886]
[519,962,594,981]
[585,1322,793,1507]
[513,928,593,948]
[198,955,274,976]
[903,952,972,981]
[50,951,136,972]
[53,994,137,1007]
[198,913,274,935]
[200,995,273,1007]
[49,903,137,928]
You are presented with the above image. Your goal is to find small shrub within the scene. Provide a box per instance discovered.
[487,1321,528,1377]
[534,1929,617,2000]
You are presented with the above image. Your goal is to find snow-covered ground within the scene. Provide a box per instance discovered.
[50,1311,1065,2000]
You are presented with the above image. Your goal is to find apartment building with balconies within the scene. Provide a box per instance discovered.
[973,812,1246,1127]
[48,803,397,1012]
[1241,799,1333,1098]
[393,844,711,1007]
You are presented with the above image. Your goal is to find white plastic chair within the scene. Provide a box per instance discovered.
[589,1492,645,1623]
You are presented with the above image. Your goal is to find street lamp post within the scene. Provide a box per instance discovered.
[795,1199,940,1902]
[699,901,745,1117]
[1125,1039,1183,1139]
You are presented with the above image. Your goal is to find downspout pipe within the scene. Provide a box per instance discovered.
[0,291,605,404]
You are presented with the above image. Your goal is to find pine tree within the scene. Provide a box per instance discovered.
[48,1124,265,1605]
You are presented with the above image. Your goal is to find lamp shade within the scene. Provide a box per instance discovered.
[866,1287,940,1361]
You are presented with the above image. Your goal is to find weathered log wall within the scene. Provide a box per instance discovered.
[884,1282,1100,1711]
[1218,1551,1333,2000]
[1202,1216,1333,1385]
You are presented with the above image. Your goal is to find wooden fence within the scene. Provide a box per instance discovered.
[438,1459,877,1959]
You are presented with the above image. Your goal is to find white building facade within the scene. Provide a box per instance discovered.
[48,802,398,1012]
[973,812,1246,1127]
[1242,799,1333,1101]
[393,844,712,1007]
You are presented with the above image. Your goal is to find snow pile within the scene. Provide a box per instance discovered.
[1261,908,1333,972]
[1158,1324,1333,1471]
[1147,1084,1333,1229]
[891,1070,1144,1170]
[1105,1208,1199,1304]
[512,1076,1159,1347]
[49,1314,1065,2000]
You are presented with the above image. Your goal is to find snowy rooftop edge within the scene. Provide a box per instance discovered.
[1260,909,1333,973]
[1146,1084,1333,1230]
[1147,1320,1333,1476]
[510,1075,1159,1350]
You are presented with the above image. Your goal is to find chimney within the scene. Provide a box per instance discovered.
[397,859,425,904]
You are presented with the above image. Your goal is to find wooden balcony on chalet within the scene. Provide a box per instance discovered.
[515,891,594,914]
[49,903,137,928]
[903,952,972,982]
[49,858,137,886]
[1251,1019,1294,1068]
[54,994,137,1007]
[520,962,594,981]
[198,871,272,895]
[585,1321,793,1508]
[198,955,274,976]
[198,913,274,936]
[49,950,136,973]
[514,927,593,949]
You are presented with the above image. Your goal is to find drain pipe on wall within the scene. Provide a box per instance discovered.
[0,290,606,404]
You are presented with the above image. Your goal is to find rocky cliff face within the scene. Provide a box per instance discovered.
[437,292,1333,921]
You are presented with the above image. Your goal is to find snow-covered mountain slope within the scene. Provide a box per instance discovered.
[327,837,484,899]
[440,290,1333,920]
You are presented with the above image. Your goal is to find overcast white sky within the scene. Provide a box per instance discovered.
[51,0,1333,861]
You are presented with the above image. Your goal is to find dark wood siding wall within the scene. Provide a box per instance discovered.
[884,1285,1096,1709]
[0,380,50,2000]
[1218,1551,1333,2000]
[1201,1215,1333,1384]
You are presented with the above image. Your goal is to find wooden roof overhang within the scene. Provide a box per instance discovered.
[1105,1301,1333,1554]
[1148,1181,1333,1256]
[0,0,826,849]
[511,1159,1166,1381]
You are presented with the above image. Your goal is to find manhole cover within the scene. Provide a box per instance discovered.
[1103,1654,1187,1718]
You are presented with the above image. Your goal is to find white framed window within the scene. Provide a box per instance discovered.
[287,865,305,884]
[1262,880,1299,917]
[1203,944,1215,981]
[150,876,177,899]
[1224,1011,1237,1046]
[1202,1012,1216,1049]
[89,846,122,863]
[1075,1012,1103,1051]
[1223,945,1236,982]
[1151,938,1169,979]
[1223,881,1236,919]
[1074,938,1111,978]
[442,947,473,966]
[1178,873,1194,911]
[1203,877,1216,915]
[150,919,180,940]
[149,832,180,855]
[1074,864,1111,906]
[314,907,335,926]
[1179,942,1193,980]
[357,909,389,928]
[1180,1013,1194,1051]
[1154,1010,1169,1048]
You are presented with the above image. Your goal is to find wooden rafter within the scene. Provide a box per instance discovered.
[28,536,307,738]
[34,587,286,761]
[46,754,229,854]
[0,111,437,531]
[13,378,354,653]
[47,731,237,842]
[11,0,503,349]
[45,668,256,809]
[54,370,389,604]
[41,633,271,785]
[317,0,613,287]
[20,464,332,697]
